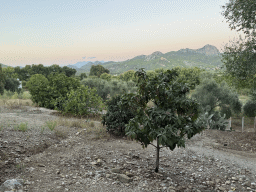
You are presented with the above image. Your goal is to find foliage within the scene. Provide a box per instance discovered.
[174,67,204,90]
[100,73,112,81]
[0,65,6,95]
[10,64,76,81]
[124,68,205,172]
[89,64,110,77]
[221,37,256,89]
[243,100,256,117]
[119,70,136,82]
[102,95,138,136]
[14,122,28,132]
[2,66,19,79]
[4,78,21,93]
[54,86,103,116]
[26,73,80,109]
[221,0,256,91]
[81,78,137,101]
[79,72,87,80]
[192,77,242,118]
[209,111,229,131]
[45,121,57,131]
[222,0,256,35]
[26,74,49,107]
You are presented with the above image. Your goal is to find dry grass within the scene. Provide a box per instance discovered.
[55,117,109,139]
[54,126,69,139]
[0,99,34,108]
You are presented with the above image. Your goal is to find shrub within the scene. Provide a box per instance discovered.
[81,78,137,101]
[209,111,229,130]
[27,73,80,109]
[102,95,138,136]
[192,79,242,118]
[243,100,256,117]
[54,86,103,116]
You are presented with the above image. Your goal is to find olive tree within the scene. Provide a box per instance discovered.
[221,0,256,92]
[123,68,205,172]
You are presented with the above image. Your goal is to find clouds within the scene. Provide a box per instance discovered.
[82,56,96,60]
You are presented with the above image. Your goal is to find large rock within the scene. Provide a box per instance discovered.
[0,179,24,192]
[117,174,132,183]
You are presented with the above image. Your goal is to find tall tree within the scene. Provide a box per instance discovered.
[89,64,110,77]
[221,0,256,90]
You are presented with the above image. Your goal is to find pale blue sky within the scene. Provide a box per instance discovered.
[0,0,240,66]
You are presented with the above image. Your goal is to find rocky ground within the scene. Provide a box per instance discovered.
[0,105,256,192]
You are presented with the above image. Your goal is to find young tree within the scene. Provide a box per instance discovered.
[123,69,205,172]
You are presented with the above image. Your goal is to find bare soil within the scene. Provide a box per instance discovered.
[0,105,256,192]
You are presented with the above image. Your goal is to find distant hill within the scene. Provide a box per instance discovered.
[0,63,9,68]
[75,44,223,75]
[67,60,106,69]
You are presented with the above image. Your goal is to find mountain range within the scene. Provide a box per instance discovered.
[74,44,223,75]
[1,44,223,75]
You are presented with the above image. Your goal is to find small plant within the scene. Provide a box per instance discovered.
[14,122,28,132]
[54,127,68,139]
[70,120,83,128]
[45,121,57,131]
[40,125,46,134]
[90,121,95,128]
[0,125,3,131]
[16,163,26,172]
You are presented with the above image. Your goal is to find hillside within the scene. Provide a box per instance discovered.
[0,63,9,68]
[75,44,223,75]
[1,45,223,75]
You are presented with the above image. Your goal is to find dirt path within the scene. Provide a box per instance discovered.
[0,106,256,192]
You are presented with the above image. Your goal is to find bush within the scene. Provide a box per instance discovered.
[102,95,138,136]
[81,78,137,101]
[26,73,80,109]
[54,86,103,116]
[192,79,242,118]
[243,100,256,117]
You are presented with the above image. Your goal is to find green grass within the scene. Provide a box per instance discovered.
[0,90,31,100]
[14,122,28,132]
[45,120,57,131]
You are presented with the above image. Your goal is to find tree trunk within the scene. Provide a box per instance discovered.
[155,137,160,173]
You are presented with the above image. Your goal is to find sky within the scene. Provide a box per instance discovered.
[0,0,242,67]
